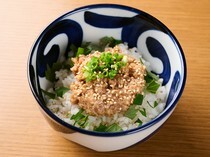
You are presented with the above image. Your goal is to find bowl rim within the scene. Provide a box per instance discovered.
[27,3,187,137]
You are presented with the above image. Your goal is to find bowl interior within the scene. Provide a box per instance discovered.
[28,4,186,135]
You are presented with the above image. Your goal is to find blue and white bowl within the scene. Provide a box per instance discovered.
[27,4,187,152]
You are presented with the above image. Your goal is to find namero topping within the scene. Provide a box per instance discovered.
[70,46,146,116]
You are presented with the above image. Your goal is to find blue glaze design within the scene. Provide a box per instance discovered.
[146,37,171,85]
[121,14,166,48]
[84,11,167,48]
[84,11,133,28]
[36,19,83,77]
[166,71,180,106]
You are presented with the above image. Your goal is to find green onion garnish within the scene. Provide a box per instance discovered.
[144,70,160,94]
[82,52,127,82]
[68,58,74,68]
[135,119,143,126]
[139,108,147,117]
[70,44,78,54]
[124,105,138,119]
[99,36,122,48]
[105,123,123,132]
[94,124,107,132]
[55,87,69,98]
[71,109,88,127]
[77,115,89,127]
[133,94,143,105]
[147,101,159,108]
[154,101,159,108]
[146,70,159,81]
[45,62,62,82]
[94,123,123,132]
[76,47,85,57]
[42,87,69,99]
[41,89,56,99]
[146,80,160,94]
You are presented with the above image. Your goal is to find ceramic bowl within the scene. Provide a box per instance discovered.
[27,4,187,152]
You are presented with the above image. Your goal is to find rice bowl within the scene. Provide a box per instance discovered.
[27,4,186,151]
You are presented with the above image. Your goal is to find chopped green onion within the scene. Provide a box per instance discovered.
[70,44,78,53]
[124,105,138,119]
[42,87,69,99]
[146,70,159,81]
[94,124,107,132]
[81,42,101,54]
[62,58,74,70]
[69,58,74,68]
[83,51,127,82]
[144,70,160,94]
[105,123,123,132]
[147,101,153,108]
[144,70,159,83]
[77,115,89,127]
[72,112,85,123]
[144,74,153,84]
[146,80,160,94]
[147,101,159,108]
[99,36,122,49]
[102,70,109,77]
[55,87,69,98]
[139,58,144,64]
[71,37,122,57]
[45,62,62,82]
[122,55,128,64]
[76,47,84,57]
[139,108,147,117]
[83,71,90,78]
[133,94,143,105]
[41,89,56,99]
[113,53,123,61]
[70,109,89,128]
[154,101,158,108]
[108,69,117,79]
[94,123,123,132]
[135,119,143,126]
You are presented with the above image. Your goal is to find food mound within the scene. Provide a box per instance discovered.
[70,46,146,116]
[43,37,167,132]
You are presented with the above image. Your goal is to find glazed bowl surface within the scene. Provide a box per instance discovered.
[27,4,186,152]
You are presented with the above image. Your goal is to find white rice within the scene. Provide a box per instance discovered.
[46,43,167,131]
